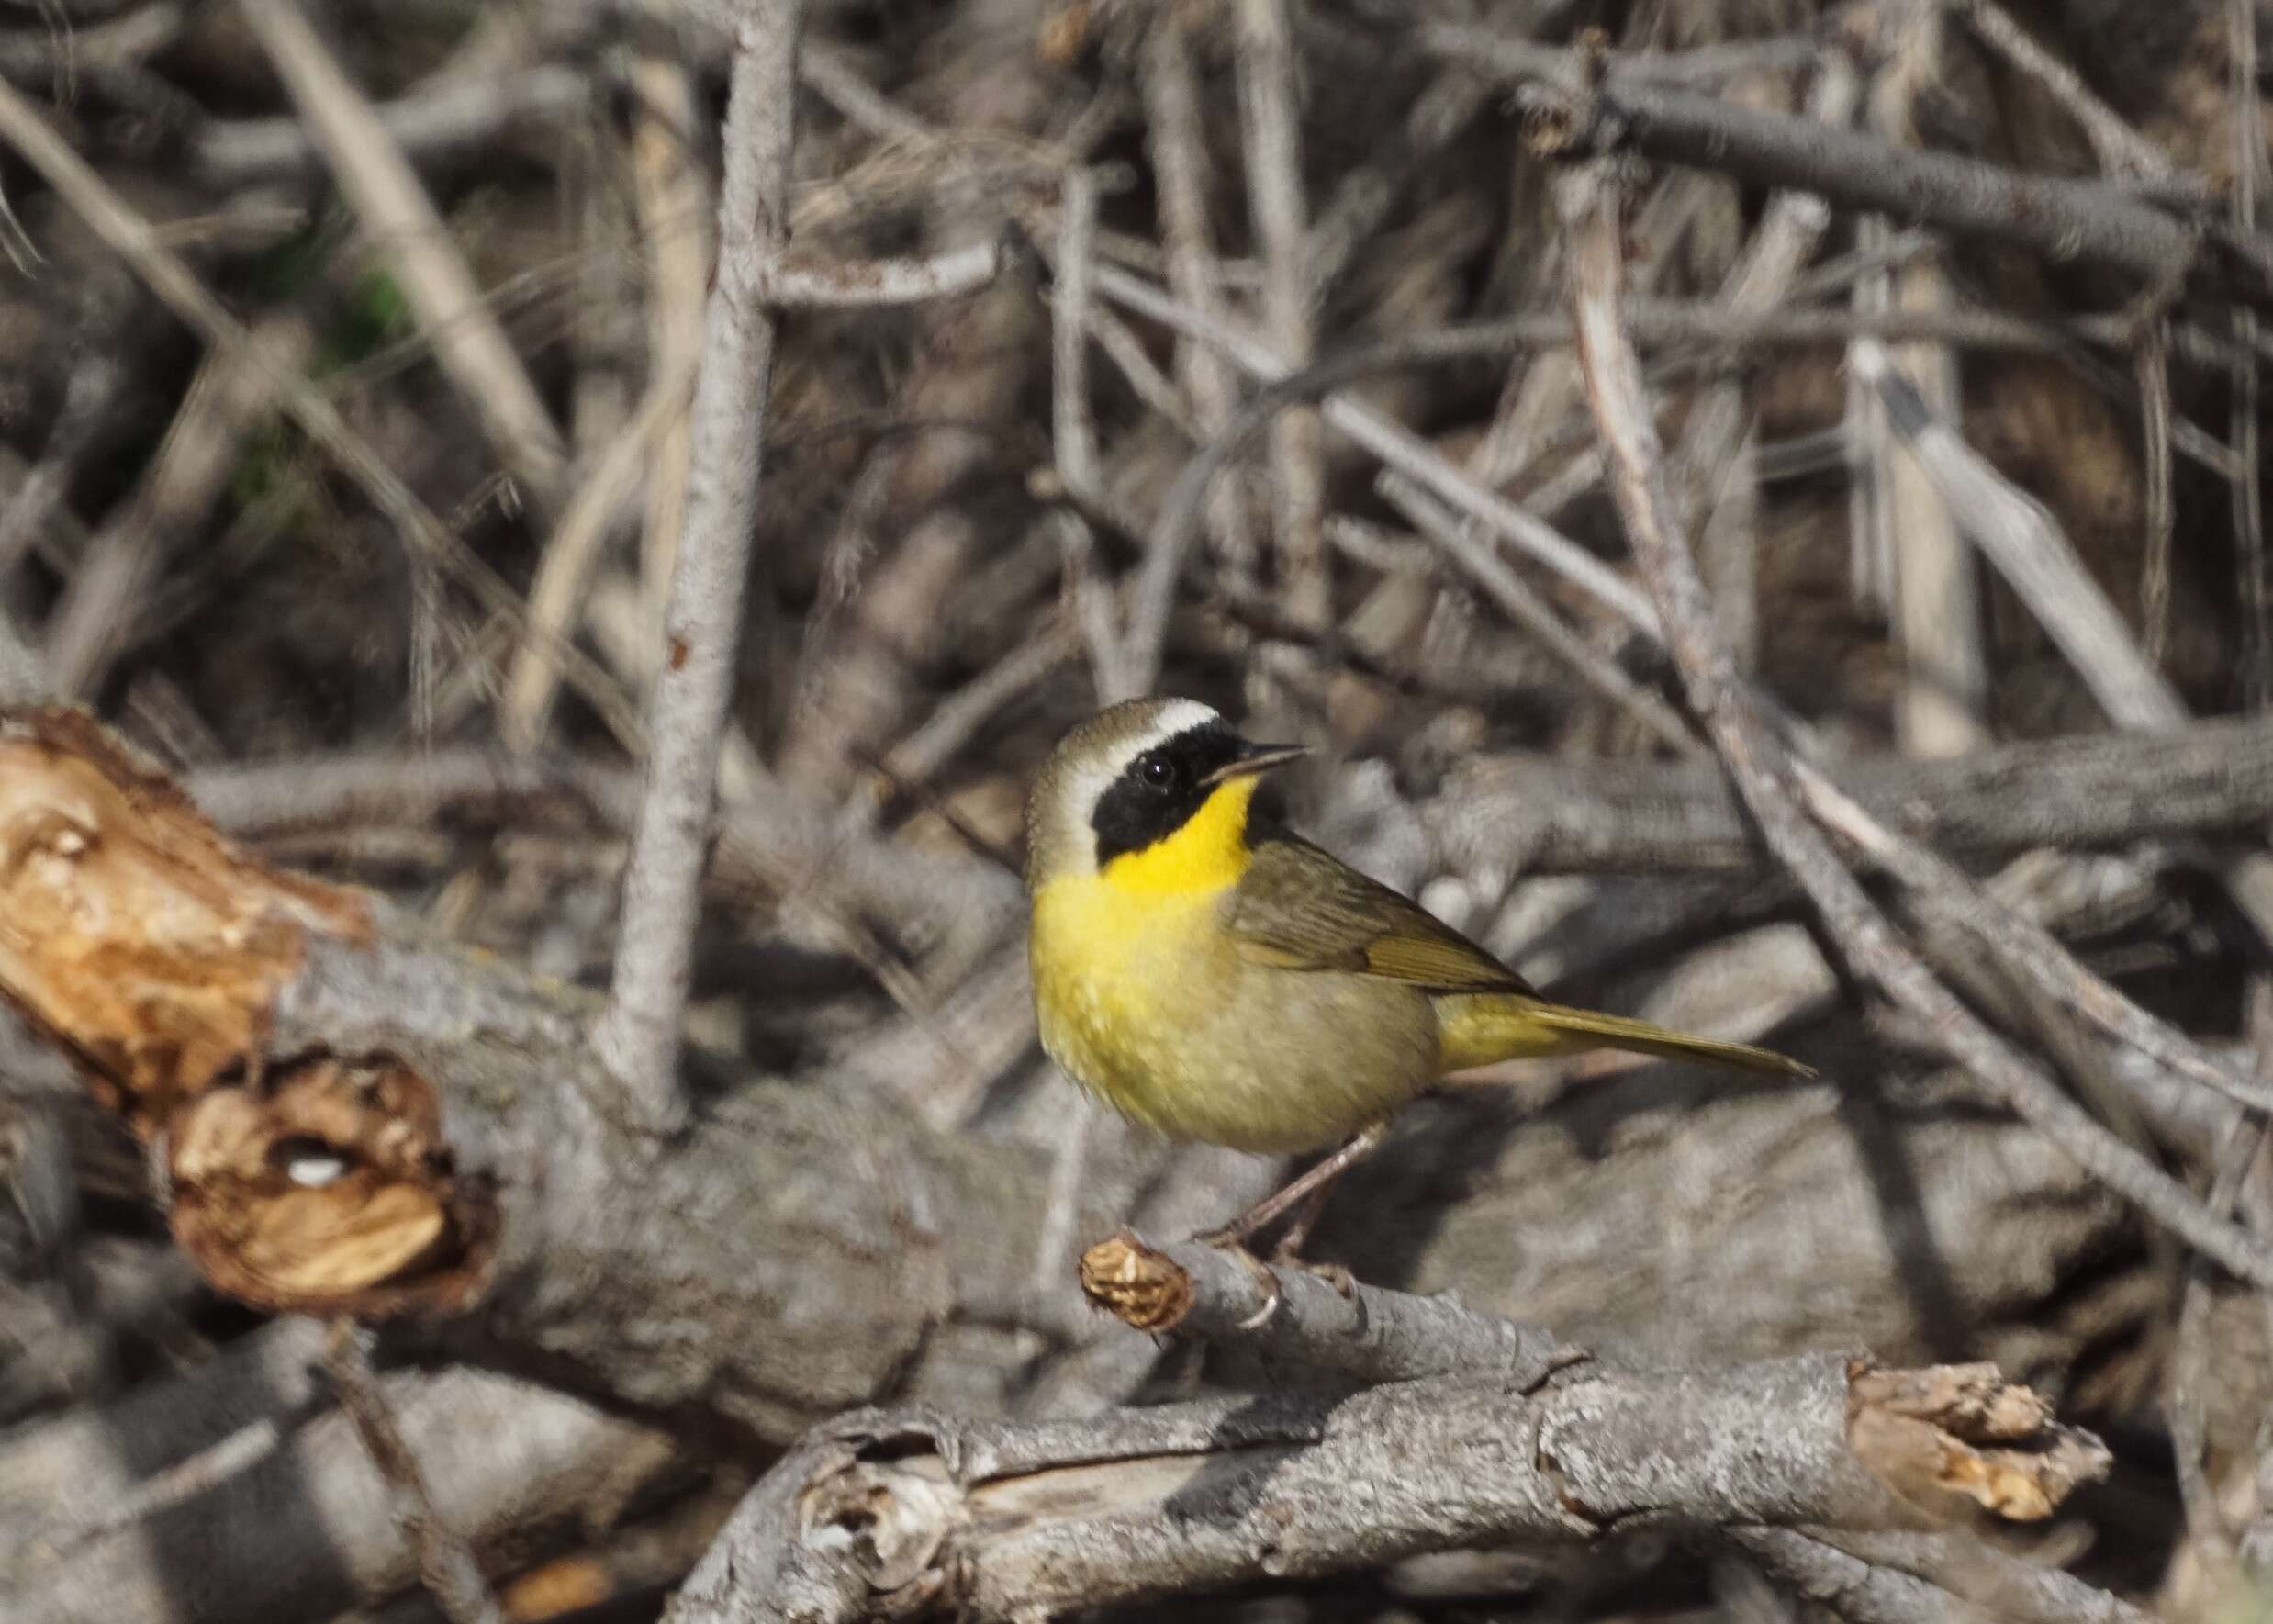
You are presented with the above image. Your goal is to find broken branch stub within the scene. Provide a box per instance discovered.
[0,706,497,1316]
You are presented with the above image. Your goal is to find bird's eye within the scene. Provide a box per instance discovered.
[1141,755,1176,789]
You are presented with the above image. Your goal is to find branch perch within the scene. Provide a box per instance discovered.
[673,1266,2111,1621]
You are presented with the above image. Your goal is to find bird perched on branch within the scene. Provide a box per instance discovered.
[1025,697,1811,1263]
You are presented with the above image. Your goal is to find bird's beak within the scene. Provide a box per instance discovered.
[1204,740,1308,786]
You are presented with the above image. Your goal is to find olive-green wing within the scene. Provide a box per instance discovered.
[1227,829,1534,995]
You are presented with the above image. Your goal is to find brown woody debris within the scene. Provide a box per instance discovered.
[1847,1357,2110,1524]
[1079,1231,1194,1332]
[0,707,370,1135]
[0,706,494,1317]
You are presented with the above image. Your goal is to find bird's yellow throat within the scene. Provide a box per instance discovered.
[1094,776,1260,897]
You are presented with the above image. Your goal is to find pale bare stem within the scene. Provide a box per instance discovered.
[235,0,568,514]
[1867,7,1987,758]
[1052,169,1103,507]
[319,1323,506,1624]
[854,620,1081,828]
[1050,163,1127,700]
[0,355,121,582]
[1850,342,2181,729]
[1234,0,1328,633]
[596,0,810,1132]
[2140,321,2177,663]
[1141,11,1257,577]
[1848,217,1896,614]
[1678,55,1858,678]
[0,4,182,87]
[628,52,711,678]
[756,241,1002,307]
[500,350,701,752]
[1558,157,2273,1290]
[193,62,588,189]
[2234,0,2269,705]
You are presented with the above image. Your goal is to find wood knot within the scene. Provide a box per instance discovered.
[1078,1231,1192,1332]
[168,1055,497,1317]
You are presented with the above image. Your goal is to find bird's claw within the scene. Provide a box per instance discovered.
[1192,1228,1284,1327]
[1276,1254,1357,1299]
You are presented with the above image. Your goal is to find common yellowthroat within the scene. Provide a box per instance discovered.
[1025,697,1811,1258]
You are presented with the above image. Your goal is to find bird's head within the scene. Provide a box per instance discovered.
[1024,698,1304,893]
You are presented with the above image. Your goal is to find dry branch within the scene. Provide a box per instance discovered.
[1425,711,2273,875]
[596,0,807,1130]
[1439,25,2267,305]
[673,1279,2109,1621]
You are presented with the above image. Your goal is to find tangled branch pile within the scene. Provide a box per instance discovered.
[4,0,2273,1619]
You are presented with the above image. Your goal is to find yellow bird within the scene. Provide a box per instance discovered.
[1025,697,1811,1260]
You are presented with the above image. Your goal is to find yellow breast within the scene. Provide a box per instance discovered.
[1030,869,1228,1134]
[1028,774,1258,1138]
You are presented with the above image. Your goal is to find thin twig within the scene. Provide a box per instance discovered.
[1678,55,1858,676]
[627,52,711,679]
[595,0,810,1131]
[192,62,588,187]
[1049,163,1127,701]
[756,241,1002,308]
[1950,0,2181,185]
[1852,337,2273,943]
[500,347,702,751]
[1866,11,1987,757]
[2140,321,2177,663]
[1051,168,1103,508]
[1442,24,2245,300]
[1141,9,1258,577]
[2234,0,2268,704]
[320,1323,506,1624]
[1235,0,1328,633]
[1557,154,2273,1289]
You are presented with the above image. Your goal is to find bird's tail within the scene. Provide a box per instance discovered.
[1437,992,1813,1078]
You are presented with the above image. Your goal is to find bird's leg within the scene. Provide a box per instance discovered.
[1194,1120,1388,1261]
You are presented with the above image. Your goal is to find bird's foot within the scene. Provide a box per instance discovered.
[1273,1252,1358,1299]
[1192,1227,1284,1328]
